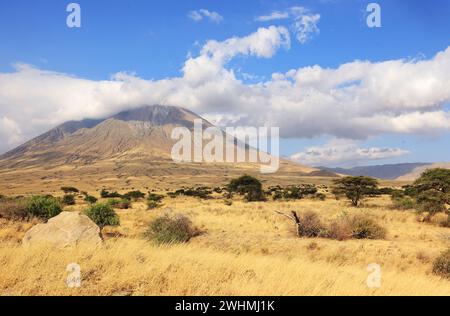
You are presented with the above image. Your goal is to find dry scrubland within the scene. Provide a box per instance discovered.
[0,193,449,296]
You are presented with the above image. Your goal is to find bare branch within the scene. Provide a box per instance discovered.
[274,210,295,221]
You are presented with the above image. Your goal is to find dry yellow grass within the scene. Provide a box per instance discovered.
[0,195,449,296]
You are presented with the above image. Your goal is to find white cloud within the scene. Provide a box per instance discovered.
[255,11,290,22]
[188,9,223,23]
[0,27,450,155]
[290,139,410,166]
[256,6,321,43]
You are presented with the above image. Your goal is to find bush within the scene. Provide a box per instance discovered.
[85,203,120,231]
[123,190,145,201]
[327,218,352,241]
[61,186,79,194]
[327,214,386,240]
[298,211,326,237]
[100,189,122,198]
[228,175,262,194]
[144,215,198,244]
[227,175,266,202]
[348,214,386,239]
[146,193,164,209]
[417,190,447,220]
[147,200,161,209]
[147,193,164,202]
[0,197,28,220]
[432,249,450,279]
[170,187,212,199]
[107,198,131,209]
[244,187,266,202]
[314,193,326,201]
[391,193,415,210]
[84,195,98,204]
[25,195,62,220]
[62,194,76,206]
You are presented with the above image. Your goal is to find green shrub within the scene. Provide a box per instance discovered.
[123,190,145,201]
[147,193,164,202]
[432,249,450,279]
[61,186,79,194]
[169,187,212,199]
[417,190,447,220]
[84,195,98,204]
[0,197,28,220]
[25,195,62,220]
[62,194,76,206]
[228,175,262,194]
[107,198,131,209]
[144,215,198,244]
[100,189,122,198]
[85,203,120,231]
[391,194,415,210]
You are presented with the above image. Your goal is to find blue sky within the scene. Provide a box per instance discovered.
[0,0,449,167]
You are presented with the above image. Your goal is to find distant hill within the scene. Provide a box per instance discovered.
[319,163,433,180]
[395,162,450,181]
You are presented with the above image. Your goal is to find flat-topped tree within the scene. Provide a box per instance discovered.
[332,176,379,207]
[413,168,450,221]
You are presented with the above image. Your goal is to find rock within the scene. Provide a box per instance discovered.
[22,211,102,248]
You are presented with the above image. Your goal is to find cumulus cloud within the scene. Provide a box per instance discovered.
[188,9,223,23]
[290,139,410,167]
[256,6,320,43]
[0,26,450,156]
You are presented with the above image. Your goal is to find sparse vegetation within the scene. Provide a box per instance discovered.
[85,203,120,233]
[169,187,213,199]
[0,197,28,220]
[60,186,79,194]
[144,214,198,244]
[123,190,146,201]
[391,190,415,210]
[24,195,62,220]
[146,193,164,209]
[61,194,76,206]
[100,189,122,199]
[432,249,450,279]
[84,195,98,204]
[332,176,379,207]
[107,198,131,209]
[297,211,326,237]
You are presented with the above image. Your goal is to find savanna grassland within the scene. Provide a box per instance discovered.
[0,188,449,296]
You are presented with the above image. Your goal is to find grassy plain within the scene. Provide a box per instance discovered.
[0,193,449,296]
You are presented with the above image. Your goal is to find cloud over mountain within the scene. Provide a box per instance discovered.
[0,26,450,154]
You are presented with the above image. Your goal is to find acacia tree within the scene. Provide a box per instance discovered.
[412,168,450,221]
[332,176,379,207]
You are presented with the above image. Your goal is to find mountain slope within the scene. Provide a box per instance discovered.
[320,162,450,180]
[0,105,213,168]
[0,105,326,193]
[395,162,450,181]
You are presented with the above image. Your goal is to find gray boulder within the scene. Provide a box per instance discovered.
[22,211,102,248]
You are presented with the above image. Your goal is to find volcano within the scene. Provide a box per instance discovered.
[0,105,330,194]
